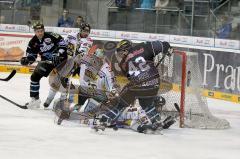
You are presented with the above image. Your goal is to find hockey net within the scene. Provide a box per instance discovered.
[156,50,230,129]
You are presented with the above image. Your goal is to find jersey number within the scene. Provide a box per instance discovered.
[128,57,150,76]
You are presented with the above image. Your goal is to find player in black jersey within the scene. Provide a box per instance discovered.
[20,22,67,109]
[99,39,175,133]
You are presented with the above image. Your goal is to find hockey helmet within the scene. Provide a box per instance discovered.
[116,39,132,52]
[32,22,44,30]
[115,39,132,62]
[80,23,91,32]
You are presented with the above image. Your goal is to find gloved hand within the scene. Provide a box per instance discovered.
[20,57,30,65]
[166,47,174,57]
[52,55,61,67]
[162,41,173,57]
[52,49,66,67]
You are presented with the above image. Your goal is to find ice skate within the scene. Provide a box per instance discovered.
[43,97,54,108]
[88,118,106,132]
[25,97,41,109]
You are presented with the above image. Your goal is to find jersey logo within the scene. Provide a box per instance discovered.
[125,48,144,62]
[44,38,51,44]
[40,43,54,52]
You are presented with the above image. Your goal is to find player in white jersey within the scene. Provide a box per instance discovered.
[76,48,116,106]
[53,48,119,125]
[116,102,152,132]
[44,23,93,108]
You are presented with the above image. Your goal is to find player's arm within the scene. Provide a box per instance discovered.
[102,64,117,93]
[100,63,121,102]
[51,33,68,66]
[77,37,93,55]
[65,34,78,56]
[77,61,89,87]
[149,41,173,57]
[20,40,38,65]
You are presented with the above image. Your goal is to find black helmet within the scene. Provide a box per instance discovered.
[32,22,44,30]
[80,23,91,32]
[116,39,132,52]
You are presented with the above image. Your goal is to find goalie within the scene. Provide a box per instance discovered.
[52,48,118,125]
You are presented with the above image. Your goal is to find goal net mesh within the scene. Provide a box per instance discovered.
[156,50,230,129]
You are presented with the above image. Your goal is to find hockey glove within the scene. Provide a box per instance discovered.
[166,47,174,57]
[52,49,66,67]
[162,41,173,57]
[52,55,61,67]
[20,57,30,65]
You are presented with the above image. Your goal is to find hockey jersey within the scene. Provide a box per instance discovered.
[26,32,65,62]
[65,33,93,56]
[119,41,167,86]
[79,54,115,93]
[117,104,152,131]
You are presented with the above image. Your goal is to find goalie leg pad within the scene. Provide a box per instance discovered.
[79,98,101,115]
[144,105,161,124]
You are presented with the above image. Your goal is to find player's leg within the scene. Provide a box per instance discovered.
[99,85,136,126]
[26,61,54,109]
[43,87,57,108]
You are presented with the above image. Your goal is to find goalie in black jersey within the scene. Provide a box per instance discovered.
[98,39,175,133]
[20,22,67,109]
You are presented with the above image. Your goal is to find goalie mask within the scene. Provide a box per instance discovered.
[95,48,104,58]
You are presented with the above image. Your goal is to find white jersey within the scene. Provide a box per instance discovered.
[65,33,93,56]
[117,105,152,131]
[79,55,115,92]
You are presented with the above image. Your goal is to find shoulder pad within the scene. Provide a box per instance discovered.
[49,32,61,39]
[67,33,77,40]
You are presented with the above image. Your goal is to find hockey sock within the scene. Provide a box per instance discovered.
[30,81,40,99]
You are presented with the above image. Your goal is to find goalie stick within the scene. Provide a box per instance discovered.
[0,70,16,81]
[0,94,28,109]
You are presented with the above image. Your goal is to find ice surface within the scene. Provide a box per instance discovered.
[0,73,240,159]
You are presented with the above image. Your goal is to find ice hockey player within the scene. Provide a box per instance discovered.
[20,22,67,109]
[96,39,175,133]
[43,23,93,108]
[116,100,163,133]
[53,48,118,125]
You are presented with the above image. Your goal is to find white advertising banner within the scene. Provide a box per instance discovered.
[193,37,214,47]
[169,35,194,45]
[140,33,170,42]
[0,24,30,33]
[115,31,139,40]
[90,29,116,39]
[215,39,240,50]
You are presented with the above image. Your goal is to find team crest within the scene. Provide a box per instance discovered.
[44,38,51,44]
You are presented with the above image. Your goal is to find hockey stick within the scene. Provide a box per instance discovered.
[0,70,16,81]
[0,94,28,109]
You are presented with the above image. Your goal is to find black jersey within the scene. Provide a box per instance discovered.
[119,41,165,86]
[26,32,65,62]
